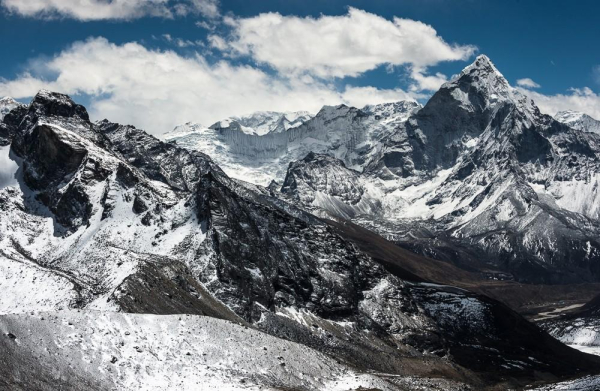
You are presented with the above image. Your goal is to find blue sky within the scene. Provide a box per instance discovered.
[1,0,599,134]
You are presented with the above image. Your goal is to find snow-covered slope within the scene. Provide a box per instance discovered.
[0,311,399,391]
[165,101,421,185]
[529,376,600,390]
[539,294,600,356]
[555,110,600,135]
[2,90,599,390]
[277,55,600,284]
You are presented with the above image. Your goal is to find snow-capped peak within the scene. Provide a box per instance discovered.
[460,54,506,80]
[0,97,23,120]
[210,110,313,136]
[442,54,511,99]
[161,121,206,140]
[555,110,600,135]
[433,54,537,121]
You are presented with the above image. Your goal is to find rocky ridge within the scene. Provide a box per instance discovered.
[276,55,600,284]
[555,110,600,135]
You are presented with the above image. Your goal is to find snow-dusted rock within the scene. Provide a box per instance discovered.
[0,311,401,391]
[539,294,600,357]
[555,110,600,135]
[0,97,23,121]
[165,101,421,185]
[277,55,600,284]
[529,375,600,390]
[0,97,26,146]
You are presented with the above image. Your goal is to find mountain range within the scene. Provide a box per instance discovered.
[168,55,600,286]
[2,55,600,390]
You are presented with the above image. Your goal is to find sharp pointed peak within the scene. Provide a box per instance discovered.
[474,53,493,64]
[439,53,510,95]
[460,54,505,79]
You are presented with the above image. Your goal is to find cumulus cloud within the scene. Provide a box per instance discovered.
[208,35,228,50]
[175,0,218,18]
[518,87,600,119]
[409,68,448,92]
[0,0,220,20]
[217,7,476,78]
[0,37,419,135]
[516,78,541,89]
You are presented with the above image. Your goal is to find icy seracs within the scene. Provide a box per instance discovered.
[164,101,421,185]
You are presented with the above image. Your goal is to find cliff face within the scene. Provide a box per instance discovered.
[210,121,289,158]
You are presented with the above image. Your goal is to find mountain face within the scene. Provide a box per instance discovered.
[164,100,421,186]
[275,55,600,284]
[539,293,600,357]
[555,110,600,135]
[0,97,26,145]
[2,90,599,390]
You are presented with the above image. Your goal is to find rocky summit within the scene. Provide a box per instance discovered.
[266,55,600,285]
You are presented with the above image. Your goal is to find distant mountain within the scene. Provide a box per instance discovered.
[1,89,597,389]
[211,110,313,135]
[555,110,600,135]
[0,97,26,145]
[166,57,600,286]
[0,97,22,121]
[164,101,421,185]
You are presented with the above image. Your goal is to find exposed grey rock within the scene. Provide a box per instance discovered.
[278,55,600,284]
[555,110,600,135]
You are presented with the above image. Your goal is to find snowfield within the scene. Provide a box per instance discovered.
[0,311,399,391]
[528,376,600,390]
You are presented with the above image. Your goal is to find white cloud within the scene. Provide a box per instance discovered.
[159,34,201,47]
[218,7,476,78]
[409,68,448,92]
[516,78,541,89]
[518,87,600,119]
[208,35,228,50]
[0,37,419,135]
[196,20,216,30]
[173,0,219,18]
[0,0,219,20]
